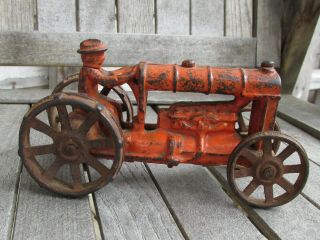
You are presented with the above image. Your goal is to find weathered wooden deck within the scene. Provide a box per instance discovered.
[0,90,319,240]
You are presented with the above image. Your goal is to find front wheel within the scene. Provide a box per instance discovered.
[227,131,308,208]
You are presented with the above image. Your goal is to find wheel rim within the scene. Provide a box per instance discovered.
[19,93,124,197]
[227,131,308,208]
[49,74,133,129]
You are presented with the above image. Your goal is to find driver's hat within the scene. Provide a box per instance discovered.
[77,39,108,54]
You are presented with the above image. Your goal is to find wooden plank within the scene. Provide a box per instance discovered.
[256,0,282,67]
[0,0,34,31]
[117,0,154,33]
[225,0,253,37]
[37,0,76,32]
[157,0,189,35]
[0,31,257,67]
[79,0,116,32]
[148,164,265,239]
[0,89,232,104]
[13,112,96,240]
[276,118,320,208]
[277,95,320,139]
[192,0,224,36]
[94,162,184,240]
[0,105,29,240]
[210,165,320,239]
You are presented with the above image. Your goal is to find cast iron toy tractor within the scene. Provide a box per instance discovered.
[18,39,308,208]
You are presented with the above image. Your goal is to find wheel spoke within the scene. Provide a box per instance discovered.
[30,118,58,139]
[277,145,296,162]
[78,112,98,135]
[234,167,253,178]
[243,179,259,196]
[283,164,302,174]
[240,148,260,164]
[56,105,71,131]
[70,164,83,189]
[263,138,272,157]
[29,144,55,155]
[42,158,64,180]
[86,156,111,177]
[277,177,294,193]
[264,185,274,203]
[88,138,114,149]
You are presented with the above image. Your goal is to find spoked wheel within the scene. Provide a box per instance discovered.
[19,92,124,197]
[48,73,133,129]
[236,107,281,153]
[227,131,308,208]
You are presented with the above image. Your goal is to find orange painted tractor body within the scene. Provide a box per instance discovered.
[85,60,281,167]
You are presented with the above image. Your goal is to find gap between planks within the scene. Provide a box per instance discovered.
[9,162,23,240]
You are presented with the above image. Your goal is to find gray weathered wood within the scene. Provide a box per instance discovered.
[225,0,253,37]
[192,0,224,36]
[277,95,320,139]
[94,162,184,240]
[37,0,77,89]
[0,0,34,31]
[0,105,29,240]
[0,89,233,104]
[148,164,265,239]
[211,166,320,240]
[117,0,154,33]
[79,0,116,32]
[256,0,282,67]
[157,0,189,35]
[0,31,257,67]
[37,0,76,32]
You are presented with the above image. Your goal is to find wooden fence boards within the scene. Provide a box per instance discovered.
[157,0,189,35]
[0,0,34,31]
[0,104,28,240]
[225,0,253,37]
[79,0,116,32]
[0,31,256,67]
[37,0,76,32]
[192,0,224,36]
[256,0,282,67]
[117,0,154,34]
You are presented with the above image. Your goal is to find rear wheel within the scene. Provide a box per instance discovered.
[48,73,133,129]
[19,92,124,197]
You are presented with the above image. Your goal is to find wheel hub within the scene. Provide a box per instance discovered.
[257,161,283,183]
[56,135,84,162]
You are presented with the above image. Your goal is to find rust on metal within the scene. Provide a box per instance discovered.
[18,39,308,208]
